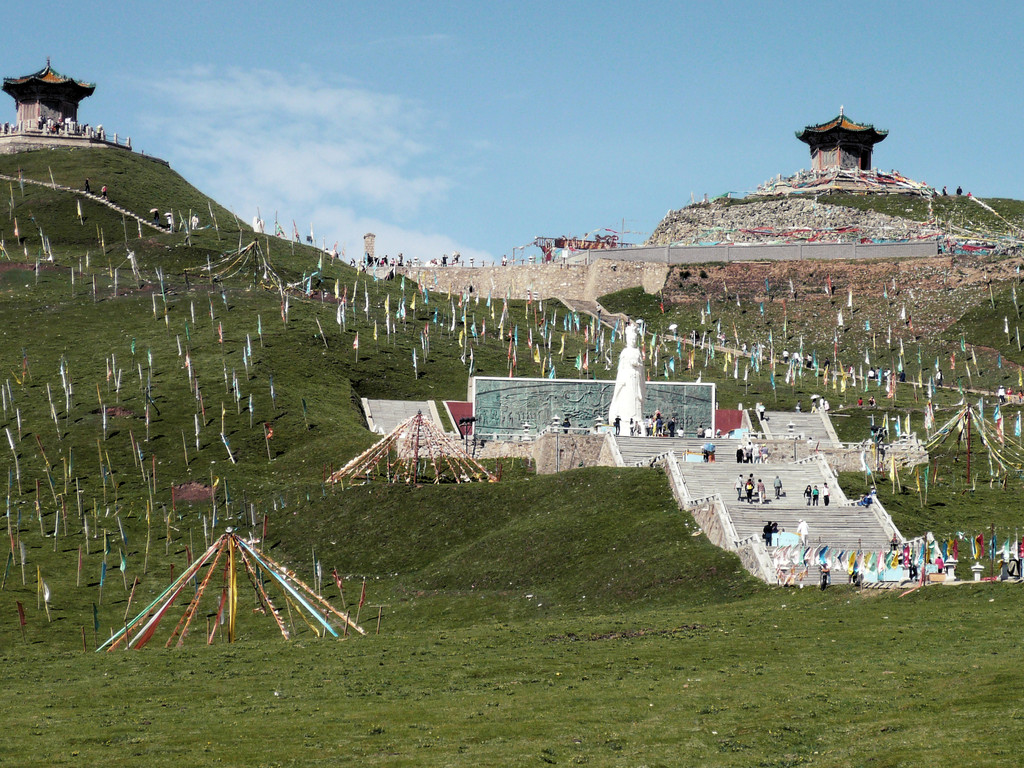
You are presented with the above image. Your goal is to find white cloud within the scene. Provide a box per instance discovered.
[141,66,493,261]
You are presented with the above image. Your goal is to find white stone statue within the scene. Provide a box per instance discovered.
[608,320,645,429]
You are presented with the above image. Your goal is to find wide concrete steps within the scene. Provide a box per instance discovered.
[676,460,844,505]
[761,410,836,445]
[727,502,891,551]
[613,435,743,466]
[362,399,440,435]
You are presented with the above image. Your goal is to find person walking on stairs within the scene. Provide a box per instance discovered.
[804,484,812,506]
[811,485,820,506]
[822,483,830,507]
[774,475,783,499]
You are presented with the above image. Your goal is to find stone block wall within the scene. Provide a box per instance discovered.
[531,433,607,474]
[404,259,669,303]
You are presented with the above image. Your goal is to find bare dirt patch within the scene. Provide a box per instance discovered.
[172,482,214,503]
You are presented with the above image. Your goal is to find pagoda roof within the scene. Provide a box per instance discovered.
[3,62,95,99]
[796,113,887,143]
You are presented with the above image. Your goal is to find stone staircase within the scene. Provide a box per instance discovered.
[0,172,169,235]
[758,410,840,446]
[613,435,740,466]
[655,448,902,587]
[675,459,847,505]
[361,398,444,435]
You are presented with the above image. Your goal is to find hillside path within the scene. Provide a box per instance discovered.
[0,172,167,234]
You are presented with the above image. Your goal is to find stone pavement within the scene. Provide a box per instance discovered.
[361,399,444,435]
[759,410,841,446]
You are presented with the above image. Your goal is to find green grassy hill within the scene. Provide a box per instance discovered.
[1,148,1023,766]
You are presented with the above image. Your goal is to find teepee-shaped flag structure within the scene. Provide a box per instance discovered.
[97,531,364,651]
[328,411,496,486]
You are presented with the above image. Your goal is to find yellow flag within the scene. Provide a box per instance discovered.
[411,293,416,312]
[373,321,378,341]
[384,295,390,315]
[559,334,565,355]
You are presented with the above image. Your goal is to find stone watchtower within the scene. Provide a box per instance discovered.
[363,232,376,262]
[3,59,94,131]
[796,108,887,172]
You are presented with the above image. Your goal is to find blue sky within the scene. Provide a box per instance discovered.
[5,1,1021,261]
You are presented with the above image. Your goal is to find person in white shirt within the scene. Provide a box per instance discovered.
[797,519,809,545]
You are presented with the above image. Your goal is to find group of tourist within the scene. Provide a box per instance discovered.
[735,441,770,463]
[615,411,680,437]
[738,473,785,504]
[995,385,1023,404]
[761,518,809,546]
[802,482,831,506]
[4,118,108,142]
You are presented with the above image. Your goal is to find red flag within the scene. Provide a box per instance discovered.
[16,600,25,626]
[332,568,344,596]
[353,333,359,350]
[358,579,366,608]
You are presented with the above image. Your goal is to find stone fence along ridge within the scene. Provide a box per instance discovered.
[404,240,937,303]
[590,240,938,265]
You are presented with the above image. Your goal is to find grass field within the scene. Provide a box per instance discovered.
[1,148,1024,766]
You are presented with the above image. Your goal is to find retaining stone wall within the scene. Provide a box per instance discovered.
[404,260,669,303]
[531,433,607,474]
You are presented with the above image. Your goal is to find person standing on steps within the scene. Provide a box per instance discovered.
[811,485,820,506]
[100,185,108,200]
[804,484,812,506]
[774,475,783,499]
[822,482,830,507]
[84,178,90,194]
[745,475,755,504]
[797,518,809,546]
[736,474,744,501]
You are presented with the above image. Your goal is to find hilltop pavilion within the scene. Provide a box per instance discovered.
[3,59,95,130]
[0,60,139,155]
[795,109,887,172]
